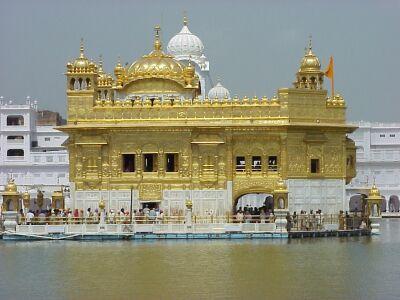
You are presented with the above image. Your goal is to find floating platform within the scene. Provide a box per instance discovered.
[0,223,373,241]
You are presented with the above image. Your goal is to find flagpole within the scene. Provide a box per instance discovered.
[331,73,334,98]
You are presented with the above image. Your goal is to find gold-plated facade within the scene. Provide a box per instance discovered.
[59,25,356,212]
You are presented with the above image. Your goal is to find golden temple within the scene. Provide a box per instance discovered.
[59,21,356,215]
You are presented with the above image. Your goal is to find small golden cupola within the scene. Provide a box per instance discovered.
[293,38,324,90]
[66,39,97,91]
[119,25,199,99]
[96,55,114,100]
[114,56,125,88]
[67,38,96,73]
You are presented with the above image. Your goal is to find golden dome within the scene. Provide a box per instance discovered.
[74,39,90,68]
[114,57,125,74]
[368,184,382,198]
[5,178,17,193]
[299,40,321,72]
[67,39,97,73]
[126,26,191,87]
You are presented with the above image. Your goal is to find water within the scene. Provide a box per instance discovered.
[1,220,399,300]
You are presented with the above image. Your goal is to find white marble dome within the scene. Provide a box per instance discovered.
[208,80,230,100]
[167,19,204,58]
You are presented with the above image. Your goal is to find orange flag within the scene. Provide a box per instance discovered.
[325,56,334,97]
[325,56,334,79]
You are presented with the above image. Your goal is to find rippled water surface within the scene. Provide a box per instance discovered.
[1,219,400,300]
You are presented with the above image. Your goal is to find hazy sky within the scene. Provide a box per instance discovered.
[0,0,399,121]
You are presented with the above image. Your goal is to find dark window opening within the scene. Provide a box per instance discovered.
[311,159,320,173]
[122,154,135,172]
[7,149,24,157]
[252,156,262,171]
[31,141,38,147]
[166,153,179,172]
[143,154,158,172]
[268,156,278,171]
[236,156,246,172]
[7,135,24,140]
[7,115,24,126]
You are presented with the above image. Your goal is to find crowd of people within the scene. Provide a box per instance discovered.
[235,207,276,223]
[284,210,370,232]
[15,205,166,225]
[234,207,370,232]
[11,206,370,231]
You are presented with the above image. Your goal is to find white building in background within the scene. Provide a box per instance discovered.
[0,97,70,209]
[167,16,214,98]
[346,121,400,212]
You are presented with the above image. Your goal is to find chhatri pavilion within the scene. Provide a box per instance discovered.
[59,18,356,216]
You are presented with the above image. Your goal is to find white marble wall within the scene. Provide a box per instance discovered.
[72,188,230,216]
[288,179,345,214]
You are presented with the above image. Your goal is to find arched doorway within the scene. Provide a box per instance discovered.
[349,194,367,213]
[234,193,274,214]
[349,194,362,212]
[389,195,400,212]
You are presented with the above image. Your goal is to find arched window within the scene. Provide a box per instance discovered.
[85,78,91,89]
[69,78,76,90]
[78,78,83,90]
[7,136,24,143]
[7,149,24,156]
[7,115,24,126]
[7,135,24,140]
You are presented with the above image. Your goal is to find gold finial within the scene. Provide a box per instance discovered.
[154,25,162,51]
[183,11,188,26]
[98,54,104,73]
[80,38,85,58]
[308,34,312,51]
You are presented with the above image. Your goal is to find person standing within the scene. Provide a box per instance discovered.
[286,212,293,233]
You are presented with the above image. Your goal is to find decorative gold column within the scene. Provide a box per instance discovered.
[1,179,20,211]
[51,190,65,209]
[273,177,289,210]
[22,191,30,211]
[37,190,44,209]
[366,184,382,217]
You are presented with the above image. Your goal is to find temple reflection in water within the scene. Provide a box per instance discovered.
[58,18,356,216]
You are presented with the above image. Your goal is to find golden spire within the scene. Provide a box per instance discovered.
[80,38,85,58]
[183,11,188,26]
[98,54,104,73]
[308,34,312,52]
[116,55,122,68]
[154,25,162,51]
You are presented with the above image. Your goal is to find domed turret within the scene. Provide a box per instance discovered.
[127,26,185,81]
[67,39,97,73]
[167,16,204,59]
[293,37,324,90]
[208,79,231,100]
[5,178,18,193]
[121,25,199,98]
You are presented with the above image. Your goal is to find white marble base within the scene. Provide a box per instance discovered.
[287,179,346,214]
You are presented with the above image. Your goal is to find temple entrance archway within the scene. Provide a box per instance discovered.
[389,195,400,212]
[234,193,274,214]
[349,194,367,213]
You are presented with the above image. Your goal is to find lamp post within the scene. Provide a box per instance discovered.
[129,186,133,224]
